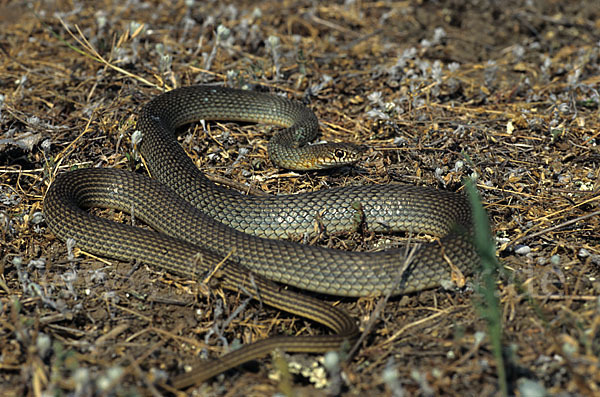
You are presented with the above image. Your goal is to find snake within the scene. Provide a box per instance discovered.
[43,85,479,388]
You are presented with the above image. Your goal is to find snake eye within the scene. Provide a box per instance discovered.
[334,149,347,160]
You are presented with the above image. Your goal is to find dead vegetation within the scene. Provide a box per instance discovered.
[1,0,599,396]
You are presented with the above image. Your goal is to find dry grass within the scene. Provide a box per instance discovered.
[1,0,599,396]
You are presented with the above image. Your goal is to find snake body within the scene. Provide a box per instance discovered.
[43,86,478,387]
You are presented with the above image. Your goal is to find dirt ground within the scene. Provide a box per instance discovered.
[1,0,599,396]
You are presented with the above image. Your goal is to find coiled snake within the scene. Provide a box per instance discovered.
[44,86,478,388]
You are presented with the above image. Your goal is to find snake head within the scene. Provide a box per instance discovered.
[308,142,367,170]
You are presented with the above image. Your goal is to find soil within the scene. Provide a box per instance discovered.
[1,0,599,396]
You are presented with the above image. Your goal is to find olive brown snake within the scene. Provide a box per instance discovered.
[43,86,479,388]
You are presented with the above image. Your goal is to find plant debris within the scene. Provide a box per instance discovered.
[1,1,599,396]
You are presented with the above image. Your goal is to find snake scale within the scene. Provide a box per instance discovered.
[43,85,478,388]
